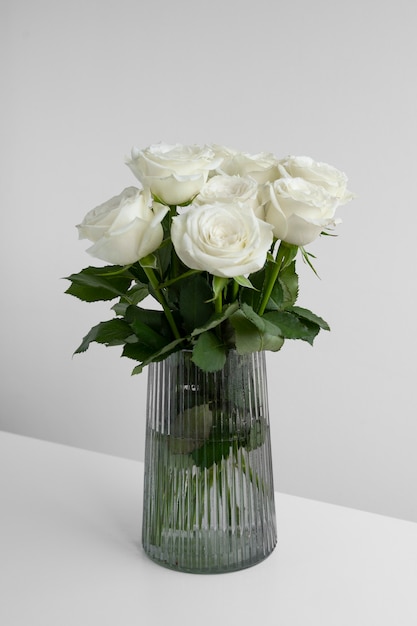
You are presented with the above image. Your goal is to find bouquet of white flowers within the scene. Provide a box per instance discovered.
[65,142,353,373]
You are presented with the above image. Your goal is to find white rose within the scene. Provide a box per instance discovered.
[194,174,264,219]
[214,147,280,184]
[126,142,222,206]
[207,143,240,165]
[278,155,354,204]
[263,178,339,246]
[171,202,273,278]
[77,187,167,265]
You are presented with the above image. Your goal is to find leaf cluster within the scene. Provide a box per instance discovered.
[64,239,329,374]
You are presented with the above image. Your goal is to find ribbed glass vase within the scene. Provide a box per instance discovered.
[142,349,277,574]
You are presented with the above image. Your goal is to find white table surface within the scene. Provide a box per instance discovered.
[1,431,417,626]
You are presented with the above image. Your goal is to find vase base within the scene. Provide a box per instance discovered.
[142,531,277,574]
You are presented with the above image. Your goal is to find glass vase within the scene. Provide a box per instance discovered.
[142,349,277,573]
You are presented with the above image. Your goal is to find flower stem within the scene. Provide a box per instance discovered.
[215,289,223,315]
[141,265,181,339]
[257,242,287,316]
[160,269,200,289]
[168,205,181,283]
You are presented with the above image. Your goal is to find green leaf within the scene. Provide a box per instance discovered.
[300,247,320,277]
[64,266,133,302]
[190,437,233,469]
[257,258,299,312]
[247,267,266,291]
[233,275,257,289]
[265,280,284,310]
[240,303,283,337]
[124,305,172,338]
[122,305,183,367]
[125,283,149,305]
[299,321,321,345]
[191,301,239,337]
[192,331,227,372]
[229,310,284,353]
[291,306,330,331]
[280,242,299,269]
[139,253,158,269]
[128,262,150,284]
[112,283,149,316]
[212,276,229,301]
[129,338,186,374]
[154,240,172,277]
[151,192,168,206]
[247,418,267,451]
[122,342,156,363]
[239,267,265,310]
[264,311,320,344]
[278,261,299,308]
[179,273,213,333]
[74,319,133,354]
[112,302,129,316]
[127,318,171,352]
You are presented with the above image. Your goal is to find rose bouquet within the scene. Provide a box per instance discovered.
[65,143,353,374]
[65,143,353,571]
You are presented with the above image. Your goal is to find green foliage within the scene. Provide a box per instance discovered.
[75,319,134,354]
[190,434,234,470]
[275,261,299,309]
[124,305,172,338]
[192,331,227,372]
[64,266,133,302]
[129,339,186,375]
[233,275,256,289]
[190,415,267,470]
[291,306,331,331]
[191,302,238,337]
[229,309,285,353]
[178,273,213,333]
[212,276,229,301]
[65,239,330,373]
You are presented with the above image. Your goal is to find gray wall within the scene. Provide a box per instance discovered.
[2,0,416,522]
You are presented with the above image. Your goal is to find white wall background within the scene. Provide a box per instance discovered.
[2,0,416,522]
